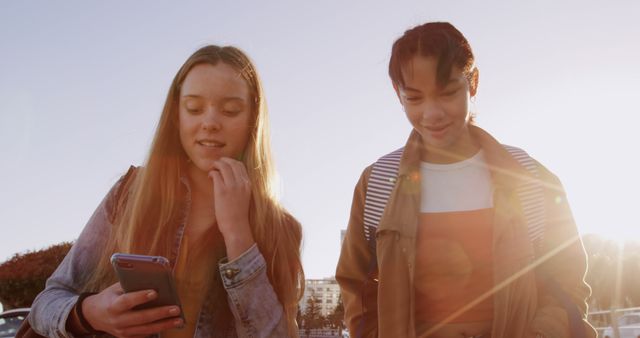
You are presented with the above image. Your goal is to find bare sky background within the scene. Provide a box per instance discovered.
[1,0,639,279]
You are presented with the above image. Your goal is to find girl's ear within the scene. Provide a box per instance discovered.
[469,67,479,97]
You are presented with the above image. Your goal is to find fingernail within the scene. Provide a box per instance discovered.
[174,319,184,327]
[169,307,180,315]
[146,291,156,299]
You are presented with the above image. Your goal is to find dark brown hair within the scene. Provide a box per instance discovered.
[389,22,477,89]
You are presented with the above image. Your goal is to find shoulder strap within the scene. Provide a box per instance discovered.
[363,148,404,250]
[364,146,545,256]
[502,146,546,254]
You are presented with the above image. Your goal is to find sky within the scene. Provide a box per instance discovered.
[1,0,639,280]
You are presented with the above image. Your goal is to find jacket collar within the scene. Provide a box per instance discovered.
[398,125,533,192]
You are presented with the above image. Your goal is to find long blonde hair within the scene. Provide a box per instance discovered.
[85,45,304,335]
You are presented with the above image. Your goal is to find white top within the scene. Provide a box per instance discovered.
[420,150,493,213]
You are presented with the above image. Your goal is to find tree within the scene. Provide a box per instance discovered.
[0,242,72,309]
[301,294,325,332]
[327,295,345,334]
[582,233,640,324]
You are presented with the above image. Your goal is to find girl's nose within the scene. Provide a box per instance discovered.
[202,107,222,131]
[420,102,445,124]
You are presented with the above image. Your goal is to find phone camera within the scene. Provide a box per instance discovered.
[117,262,134,269]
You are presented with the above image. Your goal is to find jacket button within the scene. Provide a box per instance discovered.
[224,268,240,279]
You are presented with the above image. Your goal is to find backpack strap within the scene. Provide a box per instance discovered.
[502,145,546,255]
[364,146,545,255]
[356,148,403,338]
[363,147,404,252]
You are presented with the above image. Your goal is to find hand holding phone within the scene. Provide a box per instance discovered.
[111,253,185,322]
[79,282,184,336]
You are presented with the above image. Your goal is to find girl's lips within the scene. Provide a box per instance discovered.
[197,140,225,148]
[425,123,451,138]
[426,123,451,132]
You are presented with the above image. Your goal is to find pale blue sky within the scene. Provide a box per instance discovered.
[1,0,639,279]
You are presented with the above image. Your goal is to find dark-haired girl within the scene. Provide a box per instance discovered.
[337,22,596,338]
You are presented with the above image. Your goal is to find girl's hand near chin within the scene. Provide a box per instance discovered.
[208,157,255,260]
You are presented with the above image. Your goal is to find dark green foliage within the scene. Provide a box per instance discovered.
[301,295,325,330]
[326,295,345,333]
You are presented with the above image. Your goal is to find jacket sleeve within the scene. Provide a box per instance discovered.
[28,170,131,338]
[335,166,378,338]
[531,163,597,338]
[219,244,291,338]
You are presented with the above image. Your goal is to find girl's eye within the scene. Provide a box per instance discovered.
[186,107,202,114]
[224,110,241,116]
[405,96,422,103]
[222,104,243,116]
[441,88,459,97]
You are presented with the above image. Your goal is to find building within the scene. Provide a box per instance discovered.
[299,277,341,317]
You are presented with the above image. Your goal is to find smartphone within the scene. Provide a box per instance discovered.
[110,253,185,323]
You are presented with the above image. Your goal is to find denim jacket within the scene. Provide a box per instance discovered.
[29,167,290,338]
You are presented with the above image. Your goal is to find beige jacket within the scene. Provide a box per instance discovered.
[336,126,597,338]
